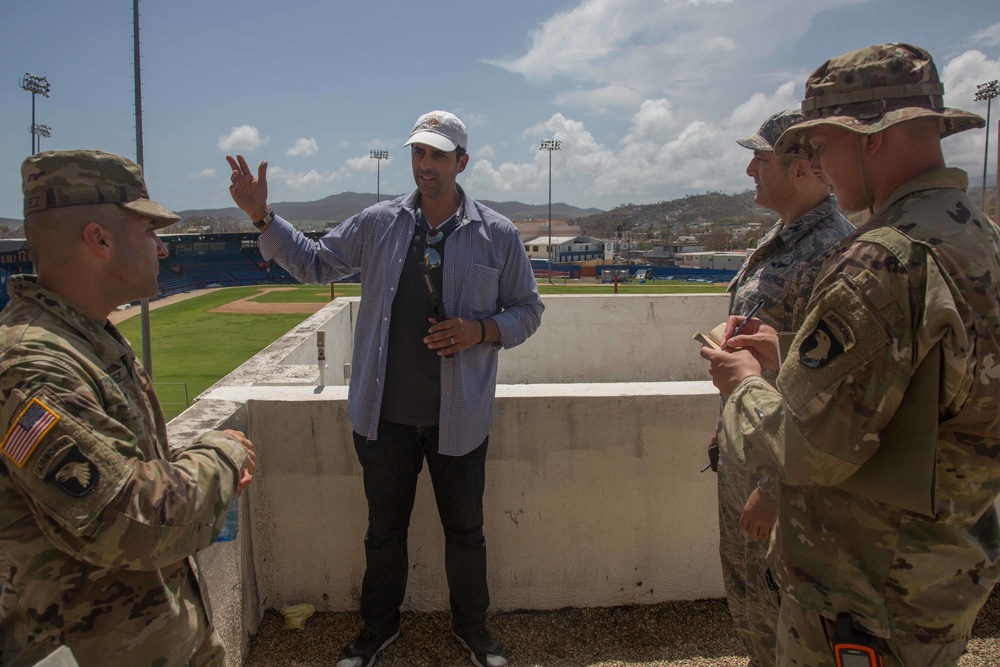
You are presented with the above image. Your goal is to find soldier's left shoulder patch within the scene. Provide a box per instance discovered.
[45,443,100,497]
[799,310,855,368]
[1,397,60,468]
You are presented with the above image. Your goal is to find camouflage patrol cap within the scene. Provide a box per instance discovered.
[22,150,180,228]
[774,43,985,155]
[736,109,806,153]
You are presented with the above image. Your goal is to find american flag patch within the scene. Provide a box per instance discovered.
[2,398,60,468]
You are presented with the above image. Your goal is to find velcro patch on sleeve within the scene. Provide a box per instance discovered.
[799,311,855,368]
[2,397,60,468]
[778,273,894,422]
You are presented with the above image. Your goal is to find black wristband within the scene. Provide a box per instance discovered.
[253,208,275,230]
[478,319,487,344]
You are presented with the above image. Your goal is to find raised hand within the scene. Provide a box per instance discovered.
[226,154,269,222]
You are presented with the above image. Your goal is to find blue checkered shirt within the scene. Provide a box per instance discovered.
[257,188,543,456]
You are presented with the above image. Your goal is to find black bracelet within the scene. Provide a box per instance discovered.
[478,319,487,344]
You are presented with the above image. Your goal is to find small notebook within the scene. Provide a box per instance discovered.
[692,322,729,350]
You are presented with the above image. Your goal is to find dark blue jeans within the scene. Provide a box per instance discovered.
[353,422,490,635]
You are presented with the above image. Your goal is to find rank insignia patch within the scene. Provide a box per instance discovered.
[800,310,855,368]
[2,398,60,468]
[46,445,99,497]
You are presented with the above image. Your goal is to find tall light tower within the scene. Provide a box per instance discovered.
[974,80,999,213]
[33,124,51,153]
[370,149,388,203]
[540,139,562,283]
[19,73,51,155]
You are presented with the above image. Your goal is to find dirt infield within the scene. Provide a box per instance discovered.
[107,287,327,324]
[107,289,214,325]
[208,287,326,315]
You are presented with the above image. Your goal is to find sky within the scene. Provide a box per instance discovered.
[1,0,998,220]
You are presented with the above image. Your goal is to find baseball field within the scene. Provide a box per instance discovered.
[115,281,726,417]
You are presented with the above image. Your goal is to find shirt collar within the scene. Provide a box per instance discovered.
[403,184,479,226]
[874,167,969,216]
[777,195,840,246]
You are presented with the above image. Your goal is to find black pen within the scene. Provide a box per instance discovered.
[724,300,763,349]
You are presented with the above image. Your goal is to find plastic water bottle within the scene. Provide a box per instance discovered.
[215,497,239,542]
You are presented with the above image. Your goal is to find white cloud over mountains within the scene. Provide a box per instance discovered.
[217,126,268,152]
[286,138,319,157]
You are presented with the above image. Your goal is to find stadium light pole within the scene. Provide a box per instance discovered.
[132,0,156,376]
[33,124,51,152]
[974,80,999,212]
[19,73,51,155]
[370,149,388,203]
[540,139,561,283]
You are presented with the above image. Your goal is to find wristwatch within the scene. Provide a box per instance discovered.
[253,208,275,230]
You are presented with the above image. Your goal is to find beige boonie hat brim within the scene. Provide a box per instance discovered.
[775,106,985,156]
[121,199,181,229]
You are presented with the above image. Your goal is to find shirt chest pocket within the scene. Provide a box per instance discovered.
[455,263,500,318]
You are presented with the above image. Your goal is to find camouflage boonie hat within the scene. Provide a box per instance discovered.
[22,150,180,228]
[736,109,806,154]
[774,43,985,156]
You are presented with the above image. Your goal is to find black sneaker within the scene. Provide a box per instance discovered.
[453,627,508,667]
[335,628,400,667]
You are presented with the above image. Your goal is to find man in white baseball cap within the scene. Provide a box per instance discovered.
[227,110,542,667]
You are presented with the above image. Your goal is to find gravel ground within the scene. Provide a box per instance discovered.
[244,588,1000,666]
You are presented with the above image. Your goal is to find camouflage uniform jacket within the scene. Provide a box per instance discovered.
[721,168,1000,643]
[721,195,854,493]
[0,276,247,666]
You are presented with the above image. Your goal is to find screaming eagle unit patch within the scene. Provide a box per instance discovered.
[800,310,856,368]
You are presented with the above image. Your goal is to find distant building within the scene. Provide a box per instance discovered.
[647,242,705,267]
[676,251,748,271]
[522,234,607,263]
[513,219,581,238]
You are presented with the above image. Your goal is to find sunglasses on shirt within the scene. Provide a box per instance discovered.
[424,228,444,271]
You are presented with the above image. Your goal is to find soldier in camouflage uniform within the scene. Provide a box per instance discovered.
[714,109,853,667]
[702,44,998,666]
[0,150,257,667]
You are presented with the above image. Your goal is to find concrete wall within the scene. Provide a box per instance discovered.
[501,293,729,383]
[258,293,730,387]
[182,294,730,665]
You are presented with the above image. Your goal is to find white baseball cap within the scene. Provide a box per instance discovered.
[403,110,468,152]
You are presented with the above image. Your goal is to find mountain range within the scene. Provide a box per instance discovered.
[175,192,603,226]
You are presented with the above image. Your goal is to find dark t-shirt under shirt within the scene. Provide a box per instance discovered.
[379,211,458,426]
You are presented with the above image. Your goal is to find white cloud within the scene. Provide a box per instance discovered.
[268,166,338,192]
[940,49,1000,180]
[467,82,802,202]
[554,83,647,112]
[702,36,737,53]
[486,0,870,113]
[187,168,217,179]
[286,138,319,157]
[345,154,393,173]
[217,125,268,152]
[267,151,394,193]
[477,144,497,160]
[970,21,1000,48]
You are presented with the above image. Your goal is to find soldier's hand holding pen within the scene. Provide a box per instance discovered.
[722,315,781,371]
